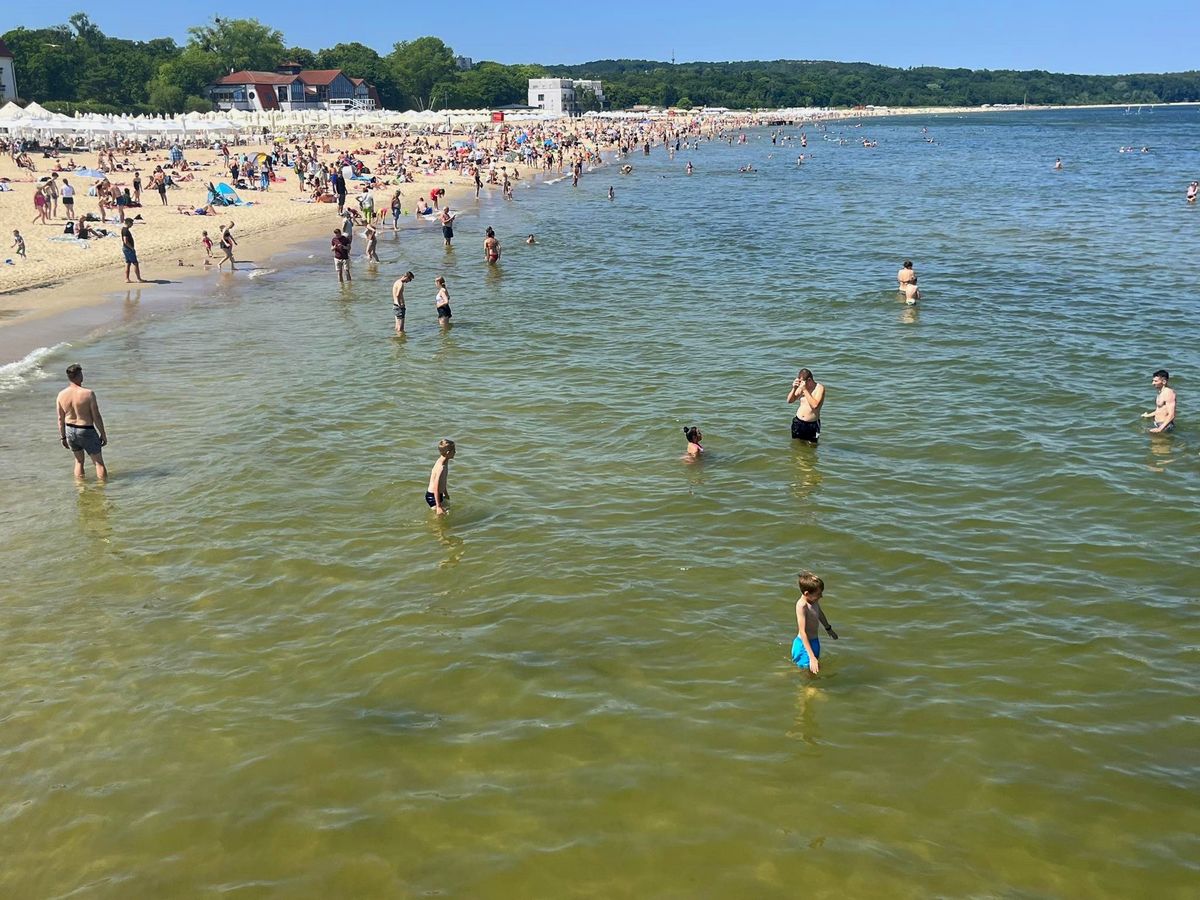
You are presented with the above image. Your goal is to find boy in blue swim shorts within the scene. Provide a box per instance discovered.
[792,571,838,674]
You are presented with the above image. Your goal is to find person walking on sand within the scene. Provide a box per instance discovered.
[439,206,456,248]
[426,439,456,516]
[217,223,237,271]
[435,275,452,325]
[32,185,49,226]
[332,229,352,284]
[121,218,145,283]
[11,229,26,259]
[133,171,142,205]
[483,227,501,265]
[791,571,838,674]
[787,367,825,443]
[392,270,413,335]
[57,363,108,481]
[1141,369,1177,435]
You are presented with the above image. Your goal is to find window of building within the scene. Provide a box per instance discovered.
[537,94,544,101]
[316,85,329,102]
[277,86,288,102]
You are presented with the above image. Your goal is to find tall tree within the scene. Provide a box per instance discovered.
[186,17,286,75]
[389,37,457,110]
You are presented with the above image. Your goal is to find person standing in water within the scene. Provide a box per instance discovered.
[483,227,501,265]
[787,368,825,443]
[435,275,452,325]
[426,439,455,516]
[897,259,920,303]
[57,363,108,481]
[791,571,838,674]
[1142,369,1177,434]
[391,270,413,335]
[439,206,456,248]
[683,426,704,458]
[1054,158,1063,170]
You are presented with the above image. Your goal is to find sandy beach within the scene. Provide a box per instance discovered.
[0,134,515,330]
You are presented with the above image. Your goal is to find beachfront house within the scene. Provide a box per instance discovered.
[527,78,604,116]
[0,39,17,103]
[528,79,576,116]
[209,65,378,112]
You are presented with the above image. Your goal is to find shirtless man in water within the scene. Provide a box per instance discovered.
[56,363,108,480]
[787,368,826,443]
[1142,369,1177,435]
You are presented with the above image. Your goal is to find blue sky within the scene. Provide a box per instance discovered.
[12,1,1194,75]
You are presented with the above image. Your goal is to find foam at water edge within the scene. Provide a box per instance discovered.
[0,342,70,392]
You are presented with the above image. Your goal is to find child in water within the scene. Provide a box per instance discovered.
[792,571,838,674]
[426,439,455,516]
[683,426,704,457]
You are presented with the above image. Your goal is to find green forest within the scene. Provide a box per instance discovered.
[5,14,1199,114]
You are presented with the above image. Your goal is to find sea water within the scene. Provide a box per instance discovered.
[1,107,1198,897]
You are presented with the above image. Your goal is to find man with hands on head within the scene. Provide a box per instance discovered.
[787,367,826,443]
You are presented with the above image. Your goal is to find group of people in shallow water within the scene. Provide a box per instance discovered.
[50,129,1185,677]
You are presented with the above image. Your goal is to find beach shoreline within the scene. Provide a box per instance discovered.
[0,136,520,366]
[3,99,1193,366]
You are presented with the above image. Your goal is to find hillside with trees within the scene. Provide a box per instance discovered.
[4,15,1198,114]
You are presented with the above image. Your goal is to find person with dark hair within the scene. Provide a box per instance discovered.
[683,426,704,458]
[121,218,145,283]
[1142,369,1177,434]
[787,368,825,443]
[898,259,917,289]
[56,363,108,480]
[483,227,501,265]
[391,271,414,335]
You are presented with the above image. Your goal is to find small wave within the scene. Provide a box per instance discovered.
[0,342,70,393]
[247,268,279,279]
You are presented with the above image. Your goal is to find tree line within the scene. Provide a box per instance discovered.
[5,15,1199,115]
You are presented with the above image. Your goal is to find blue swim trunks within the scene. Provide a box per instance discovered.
[792,636,821,669]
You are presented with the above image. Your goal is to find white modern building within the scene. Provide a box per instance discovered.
[528,79,576,116]
[0,39,18,103]
[528,78,605,116]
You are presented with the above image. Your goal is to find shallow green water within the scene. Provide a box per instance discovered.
[2,108,1199,897]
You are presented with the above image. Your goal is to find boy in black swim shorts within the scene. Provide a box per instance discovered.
[392,270,413,335]
[426,439,455,516]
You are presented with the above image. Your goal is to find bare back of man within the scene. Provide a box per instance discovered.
[56,366,107,479]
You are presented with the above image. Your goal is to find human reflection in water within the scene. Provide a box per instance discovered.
[786,681,826,746]
[123,288,142,322]
[76,480,114,546]
[435,525,464,570]
[789,444,824,504]
[900,302,919,326]
[1145,434,1181,473]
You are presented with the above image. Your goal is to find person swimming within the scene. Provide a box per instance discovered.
[683,426,704,458]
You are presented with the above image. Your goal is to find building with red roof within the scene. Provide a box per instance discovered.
[210,65,377,112]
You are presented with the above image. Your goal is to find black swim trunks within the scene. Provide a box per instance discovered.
[437,304,452,319]
[791,417,821,443]
[441,225,454,240]
[393,304,406,320]
[425,491,448,508]
[65,423,103,455]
